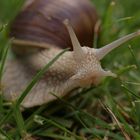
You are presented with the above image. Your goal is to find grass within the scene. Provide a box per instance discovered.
[0,0,140,139]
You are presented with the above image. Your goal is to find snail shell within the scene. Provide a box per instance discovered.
[10,0,98,54]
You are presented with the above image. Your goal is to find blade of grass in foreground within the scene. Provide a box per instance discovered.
[100,101,131,140]
[0,39,10,125]
[121,84,140,99]
[0,39,10,82]
[36,132,73,140]
[128,45,140,71]
[12,103,26,137]
[16,48,69,107]
[33,115,83,140]
[0,48,68,127]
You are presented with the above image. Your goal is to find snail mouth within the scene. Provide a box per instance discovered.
[72,69,117,88]
[90,70,117,86]
[103,70,117,78]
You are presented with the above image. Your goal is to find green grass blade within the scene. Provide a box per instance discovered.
[0,39,10,82]
[16,48,68,107]
[128,45,140,71]
[12,103,26,137]
[33,115,83,140]
[121,84,140,99]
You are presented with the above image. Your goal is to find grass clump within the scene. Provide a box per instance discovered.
[0,0,140,139]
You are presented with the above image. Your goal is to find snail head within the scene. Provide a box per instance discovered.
[64,19,140,87]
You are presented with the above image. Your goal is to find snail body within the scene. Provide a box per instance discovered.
[2,0,140,108]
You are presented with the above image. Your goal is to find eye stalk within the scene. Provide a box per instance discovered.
[63,19,86,62]
[95,30,140,60]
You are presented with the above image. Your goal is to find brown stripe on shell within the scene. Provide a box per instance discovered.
[10,0,98,50]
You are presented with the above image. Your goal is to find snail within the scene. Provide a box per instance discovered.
[2,0,140,108]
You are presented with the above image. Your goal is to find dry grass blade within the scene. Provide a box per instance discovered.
[99,100,131,140]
